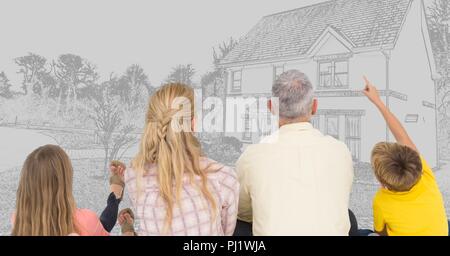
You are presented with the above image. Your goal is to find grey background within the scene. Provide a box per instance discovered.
[0,0,449,235]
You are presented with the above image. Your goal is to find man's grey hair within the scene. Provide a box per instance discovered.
[272,70,315,119]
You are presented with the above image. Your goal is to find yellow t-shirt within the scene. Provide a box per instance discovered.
[373,157,448,236]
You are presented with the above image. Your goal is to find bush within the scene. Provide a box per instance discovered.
[202,136,243,166]
[221,136,243,152]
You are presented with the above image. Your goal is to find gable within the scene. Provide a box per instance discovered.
[308,26,353,57]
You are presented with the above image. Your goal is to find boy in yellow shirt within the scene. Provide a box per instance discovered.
[363,77,448,236]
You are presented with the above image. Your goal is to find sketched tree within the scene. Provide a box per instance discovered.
[33,70,58,99]
[428,0,450,156]
[0,71,13,99]
[54,54,99,113]
[15,53,49,95]
[111,64,154,111]
[89,76,138,175]
[213,37,238,68]
[428,0,450,89]
[203,38,237,98]
[165,64,196,86]
[200,38,237,139]
[123,64,155,97]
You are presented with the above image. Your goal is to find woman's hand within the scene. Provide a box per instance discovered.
[118,212,133,226]
[109,160,126,200]
[110,160,126,177]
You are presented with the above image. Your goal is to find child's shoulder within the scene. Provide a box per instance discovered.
[418,156,435,180]
[373,188,395,207]
[373,189,386,202]
[75,208,99,220]
[75,209,109,236]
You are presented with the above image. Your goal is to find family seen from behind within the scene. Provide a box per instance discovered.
[10,70,449,236]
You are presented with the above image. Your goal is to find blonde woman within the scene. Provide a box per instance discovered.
[125,83,239,236]
[12,145,125,236]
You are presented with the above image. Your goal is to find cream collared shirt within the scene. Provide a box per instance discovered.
[236,122,354,236]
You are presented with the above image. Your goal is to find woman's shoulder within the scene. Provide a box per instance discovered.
[201,158,239,199]
[200,158,237,181]
[125,163,156,178]
[126,158,237,182]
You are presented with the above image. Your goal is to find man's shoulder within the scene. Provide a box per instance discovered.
[318,134,352,155]
[237,144,265,161]
[235,143,274,170]
[321,133,347,145]
[243,132,351,154]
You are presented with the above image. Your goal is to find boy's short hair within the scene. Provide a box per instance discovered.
[371,142,422,192]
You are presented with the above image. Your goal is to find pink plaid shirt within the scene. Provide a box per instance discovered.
[125,158,239,236]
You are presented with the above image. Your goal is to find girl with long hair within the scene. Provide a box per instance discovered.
[12,145,124,236]
[125,83,239,235]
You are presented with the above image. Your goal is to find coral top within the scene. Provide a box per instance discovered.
[11,209,109,236]
[74,209,109,236]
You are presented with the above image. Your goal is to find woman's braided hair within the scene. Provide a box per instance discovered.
[132,83,217,233]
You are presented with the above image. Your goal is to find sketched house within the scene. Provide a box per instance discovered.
[219,0,440,166]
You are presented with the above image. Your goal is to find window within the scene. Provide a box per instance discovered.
[316,111,363,161]
[242,106,252,141]
[345,116,361,161]
[273,65,284,81]
[318,60,349,89]
[319,62,333,88]
[311,115,320,130]
[231,70,242,92]
[94,132,100,144]
[259,104,273,137]
[405,114,419,123]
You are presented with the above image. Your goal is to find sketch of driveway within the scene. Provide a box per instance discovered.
[0,127,57,172]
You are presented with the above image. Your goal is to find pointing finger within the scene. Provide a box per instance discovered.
[363,75,370,85]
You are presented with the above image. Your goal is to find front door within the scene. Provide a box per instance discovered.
[325,115,340,140]
[313,110,364,162]
[345,115,361,161]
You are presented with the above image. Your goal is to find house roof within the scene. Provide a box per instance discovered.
[221,0,413,65]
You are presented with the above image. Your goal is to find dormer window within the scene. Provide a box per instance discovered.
[231,70,242,92]
[318,59,349,89]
